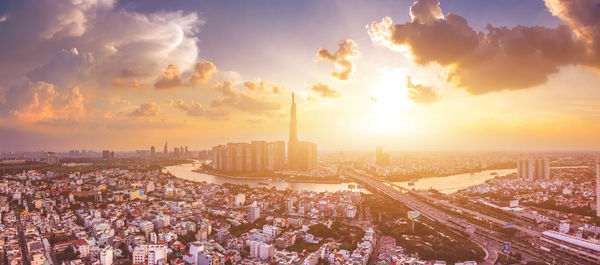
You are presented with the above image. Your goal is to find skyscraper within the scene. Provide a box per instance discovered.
[518,158,549,180]
[267,141,286,171]
[288,93,299,169]
[150,146,156,158]
[375,146,390,166]
[163,142,168,156]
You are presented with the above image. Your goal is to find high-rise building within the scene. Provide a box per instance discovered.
[163,142,168,156]
[518,158,549,180]
[375,146,390,166]
[150,146,156,158]
[267,141,286,171]
[102,150,111,160]
[247,141,268,172]
[288,93,299,169]
[298,141,317,170]
[212,145,225,170]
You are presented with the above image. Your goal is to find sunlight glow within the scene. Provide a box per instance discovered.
[371,68,414,117]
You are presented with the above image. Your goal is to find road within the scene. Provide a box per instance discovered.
[346,170,499,264]
[348,170,595,264]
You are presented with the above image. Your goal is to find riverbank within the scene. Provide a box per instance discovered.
[191,168,346,184]
[165,163,368,193]
[394,168,518,194]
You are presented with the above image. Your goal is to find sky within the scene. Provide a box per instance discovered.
[1,0,600,152]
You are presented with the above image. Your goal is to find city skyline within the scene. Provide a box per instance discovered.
[1,0,600,152]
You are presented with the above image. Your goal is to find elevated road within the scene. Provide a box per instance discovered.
[346,170,499,264]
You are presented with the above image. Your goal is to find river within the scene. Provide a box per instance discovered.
[392,168,517,194]
[166,163,588,195]
[164,163,369,193]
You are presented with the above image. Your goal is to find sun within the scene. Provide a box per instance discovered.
[371,68,414,117]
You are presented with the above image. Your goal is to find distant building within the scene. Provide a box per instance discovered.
[375,146,390,166]
[267,141,286,171]
[517,158,549,180]
[210,93,316,172]
[46,152,59,165]
[163,142,168,156]
[102,150,112,160]
[298,141,317,170]
[150,146,156,158]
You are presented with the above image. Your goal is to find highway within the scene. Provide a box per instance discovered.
[346,170,500,264]
[347,170,595,264]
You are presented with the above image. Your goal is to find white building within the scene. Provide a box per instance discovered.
[100,246,113,265]
[132,244,167,265]
[559,220,570,234]
[258,243,274,260]
[235,193,246,206]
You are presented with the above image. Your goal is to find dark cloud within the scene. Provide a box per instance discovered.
[406,76,439,104]
[316,39,358,80]
[367,0,600,94]
[129,102,161,117]
[27,48,94,88]
[310,83,342,98]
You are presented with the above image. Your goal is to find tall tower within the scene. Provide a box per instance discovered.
[163,142,168,155]
[288,93,298,169]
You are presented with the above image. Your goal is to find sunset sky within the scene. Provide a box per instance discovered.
[1,0,600,152]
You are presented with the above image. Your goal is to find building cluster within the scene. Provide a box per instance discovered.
[0,164,383,265]
[211,94,317,173]
[211,141,287,172]
[517,158,550,180]
[459,162,600,264]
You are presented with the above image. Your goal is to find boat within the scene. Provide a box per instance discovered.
[258,182,269,186]
[490,172,498,176]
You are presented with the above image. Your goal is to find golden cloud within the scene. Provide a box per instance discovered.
[316,39,358,80]
[310,83,342,98]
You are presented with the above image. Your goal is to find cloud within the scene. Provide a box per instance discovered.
[154,64,184,90]
[112,78,147,89]
[129,102,161,117]
[11,82,85,124]
[409,0,444,24]
[189,61,216,84]
[27,48,94,88]
[0,14,10,23]
[367,0,599,94]
[406,76,439,104]
[210,81,283,115]
[244,79,286,94]
[0,0,204,91]
[169,99,229,120]
[310,83,342,98]
[316,39,358,80]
